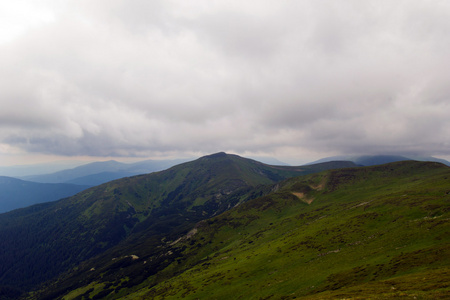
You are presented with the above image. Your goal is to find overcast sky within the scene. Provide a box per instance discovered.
[1,0,450,166]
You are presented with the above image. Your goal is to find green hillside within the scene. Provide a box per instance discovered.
[0,153,352,297]
[42,161,449,299]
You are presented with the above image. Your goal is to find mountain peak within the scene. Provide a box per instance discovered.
[203,152,228,159]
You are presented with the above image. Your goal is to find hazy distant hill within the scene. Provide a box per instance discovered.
[0,176,89,213]
[0,153,355,295]
[21,158,190,186]
[248,156,290,166]
[407,155,450,166]
[308,154,450,166]
[0,161,84,177]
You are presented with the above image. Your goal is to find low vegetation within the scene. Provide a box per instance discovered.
[31,160,450,299]
[0,153,353,298]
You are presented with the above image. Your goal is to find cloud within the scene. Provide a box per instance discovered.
[1,0,450,163]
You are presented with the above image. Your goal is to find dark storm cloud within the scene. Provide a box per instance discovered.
[1,0,450,162]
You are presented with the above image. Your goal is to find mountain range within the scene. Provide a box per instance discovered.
[0,153,448,299]
[20,158,190,186]
[0,158,190,213]
[308,154,450,166]
[0,154,370,214]
[2,154,446,214]
[0,177,89,213]
[0,153,355,298]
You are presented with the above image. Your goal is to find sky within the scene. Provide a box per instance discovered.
[1,0,450,166]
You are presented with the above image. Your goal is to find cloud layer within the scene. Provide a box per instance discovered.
[1,0,450,163]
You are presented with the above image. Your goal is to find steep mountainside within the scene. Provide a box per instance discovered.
[0,153,353,296]
[0,176,89,213]
[34,161,450,299]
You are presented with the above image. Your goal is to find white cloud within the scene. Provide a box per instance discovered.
[1,0,449,164]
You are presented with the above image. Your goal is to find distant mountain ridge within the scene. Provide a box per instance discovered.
[0,176,89,213]
[0,161,84,177]
[0,156,349,213]
[0,159,190,213]
[307,154,450,166]
[20,158,190,186]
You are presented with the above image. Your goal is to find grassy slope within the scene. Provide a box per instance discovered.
[5,154,354,297]
[102,161,450,300]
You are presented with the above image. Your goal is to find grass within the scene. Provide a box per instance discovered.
[27,161,449,299]
[118,161,450,299]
